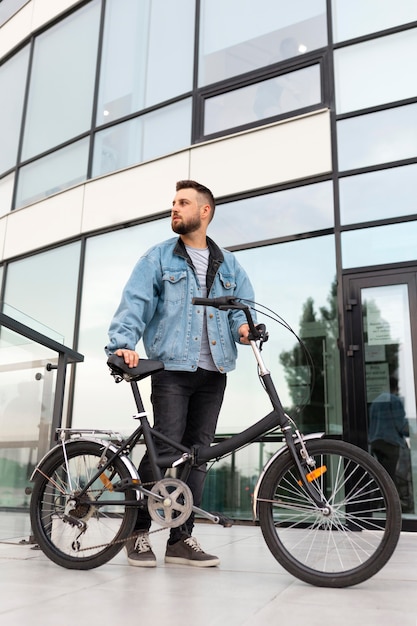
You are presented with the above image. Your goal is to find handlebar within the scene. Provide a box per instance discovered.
[192,296,268,342]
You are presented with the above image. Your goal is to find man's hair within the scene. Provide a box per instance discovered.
[176,180,215,219]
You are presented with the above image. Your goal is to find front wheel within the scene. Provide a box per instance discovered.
[30,441,138,570]
[257,439,402,587]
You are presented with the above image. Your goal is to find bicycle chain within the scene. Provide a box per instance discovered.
[72,480,169,553]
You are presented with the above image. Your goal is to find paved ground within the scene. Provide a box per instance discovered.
[0,514,416,626]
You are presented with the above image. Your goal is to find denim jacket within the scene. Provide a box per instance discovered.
[105,236,256,373]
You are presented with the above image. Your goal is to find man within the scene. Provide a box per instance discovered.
[105,180,255,568]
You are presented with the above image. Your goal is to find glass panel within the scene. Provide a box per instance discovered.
[342,222,417,268]
[339,164,417,225]
[72,219,170,431]
[0,0,29,26]
[93,100,192,176]
[0,173,14,217]
[0,333,57,510]
[362,284,416,514]
[199,0,327,85]
[204,65,321,135]
[218,236,341,437]
[208,181,333,247]
[96,0,194,125]
[21,0,100,160]
[334,30,417,114]
[15,138,89,209]
[337,103,417,171]
[3,242,81,347]
[332,0,417,43]
[0,46,29,174]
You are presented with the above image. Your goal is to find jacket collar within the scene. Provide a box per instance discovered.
[173,236,224,264]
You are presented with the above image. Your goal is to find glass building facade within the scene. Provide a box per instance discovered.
[0,0,416,527]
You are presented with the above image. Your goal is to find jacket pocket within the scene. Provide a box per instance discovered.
[162,270,187,304]
[218,272,236,292]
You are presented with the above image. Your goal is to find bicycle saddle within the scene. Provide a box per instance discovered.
[107,354,164,382]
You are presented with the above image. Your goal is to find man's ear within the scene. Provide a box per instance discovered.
[201,203,211,221]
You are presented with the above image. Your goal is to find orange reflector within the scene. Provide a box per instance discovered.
[298,465,327,486]
[99,474,113,491]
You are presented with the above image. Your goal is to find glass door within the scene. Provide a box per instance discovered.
[344,272,417,520]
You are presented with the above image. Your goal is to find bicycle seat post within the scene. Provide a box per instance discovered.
[130,380,146,414]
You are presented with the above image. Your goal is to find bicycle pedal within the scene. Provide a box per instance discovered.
[212,512,234,527]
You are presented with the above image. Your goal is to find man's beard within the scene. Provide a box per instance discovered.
[172,214,201,235]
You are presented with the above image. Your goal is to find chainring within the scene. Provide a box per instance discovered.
[148,478,193,528]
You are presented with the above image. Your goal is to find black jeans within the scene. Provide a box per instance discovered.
[135,368,227,542]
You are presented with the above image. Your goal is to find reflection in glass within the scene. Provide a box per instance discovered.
[362,284,416,512]
[3,242,81,347]
[342,221,417,268]
[204,65,321,135]
[15,139,89,209]
[334,29,417,114]
[97,0,194,125]
[332,0,417,43]
[199,0,327,85]
[219,236,341,437]
[337,103,417,171]
[93,100,192,176]
[21,0,100,160]
[0,173,14,217]
[0,46,29,174]
[72,219,170,431]
[209,181,333,247]
[339,164,417,225]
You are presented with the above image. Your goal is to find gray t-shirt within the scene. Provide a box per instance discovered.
[185,244,217,371]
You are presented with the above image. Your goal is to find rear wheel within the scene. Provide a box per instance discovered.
[257,439,401,587]
[30,441,138,570]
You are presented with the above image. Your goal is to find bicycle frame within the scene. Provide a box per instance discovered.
[33,304,327,519]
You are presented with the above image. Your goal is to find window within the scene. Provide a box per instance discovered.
[72,219,170,430]
[0,0,29,26]
[342,221,417,268]
[220,236,341,436]
[332,0,417,43]
[209,181,333,247]
[0,46,29,175]
[337,103,417,171]
[15,138,89,209]
[21,1,100,161]
[3,242,82,347]
[204,64,321,135]
[198,0,327,86]
[96,0,195,125]
[93,99,192,176]
[0,173,14,217]
[339,164,417,225]
[334,29,417,114]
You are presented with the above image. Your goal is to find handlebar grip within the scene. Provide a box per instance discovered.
[192,296,239,308]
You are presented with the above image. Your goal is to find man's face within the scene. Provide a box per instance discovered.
[171,187,203,235]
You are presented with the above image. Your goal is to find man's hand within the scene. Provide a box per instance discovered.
[115,349,139,368]
[238,323,250,345]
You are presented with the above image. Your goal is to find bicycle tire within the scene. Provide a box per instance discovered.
[30,441,138,570]
[257,439,401,587]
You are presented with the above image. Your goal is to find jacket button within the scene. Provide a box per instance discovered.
[211,340,216,345]
[209,313,214,319]
[226,282,230,287]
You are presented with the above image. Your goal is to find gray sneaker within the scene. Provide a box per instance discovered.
[165,535,220,567]
[125,532,156,567]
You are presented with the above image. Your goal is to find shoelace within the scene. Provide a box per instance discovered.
[184,537,204,552]
[134,534,152,553]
